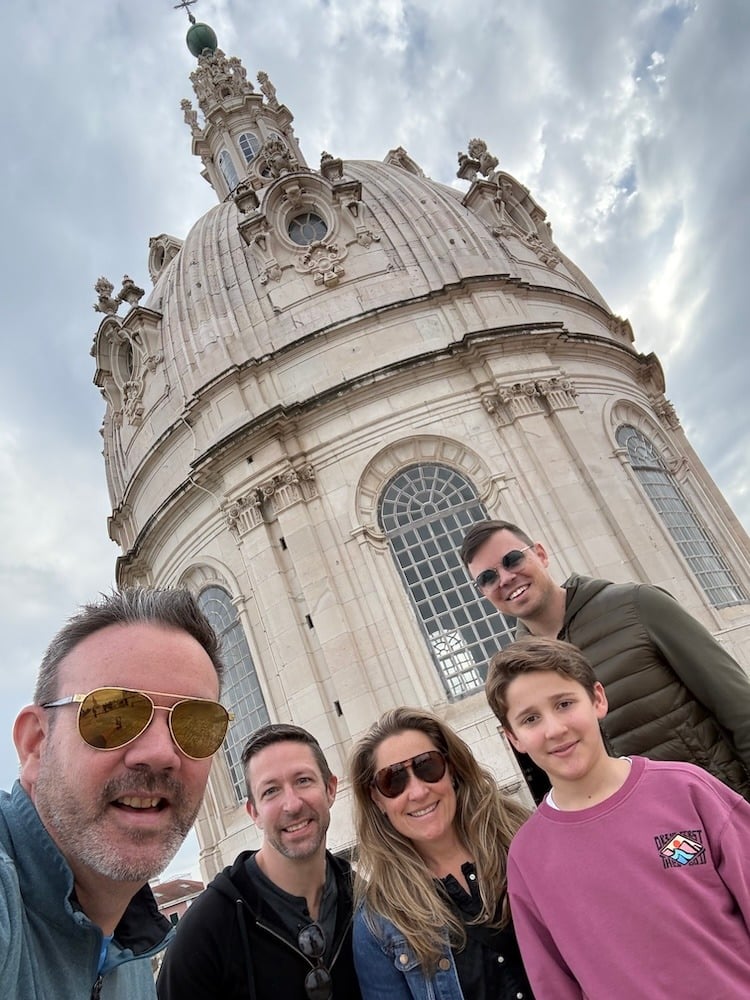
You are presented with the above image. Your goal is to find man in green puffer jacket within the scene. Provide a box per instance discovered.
[461,520,750,801]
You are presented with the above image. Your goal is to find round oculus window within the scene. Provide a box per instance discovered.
[288,212,328,246]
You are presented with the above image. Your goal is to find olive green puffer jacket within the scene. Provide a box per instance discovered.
[518,574,750,799]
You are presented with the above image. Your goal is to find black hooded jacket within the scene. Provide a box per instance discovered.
[156,850,361,1000]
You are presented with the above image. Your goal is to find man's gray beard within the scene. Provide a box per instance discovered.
[35,767,201,883]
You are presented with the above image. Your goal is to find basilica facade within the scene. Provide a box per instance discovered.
[91,23,750,877]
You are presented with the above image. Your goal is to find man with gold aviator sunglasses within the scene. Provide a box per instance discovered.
[3,587,226,1000]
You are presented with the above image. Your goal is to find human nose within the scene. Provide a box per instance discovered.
[404,768,431,799]
[543,713,566,739]
[121,708,182,770]
[280,785,305,813]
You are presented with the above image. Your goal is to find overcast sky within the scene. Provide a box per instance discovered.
[1,0,747,877]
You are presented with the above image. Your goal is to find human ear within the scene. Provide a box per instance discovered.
[326,773,338,808]
[246,797,262,828]
[503,725,523,753]
[533,542,550,567]
[13,706,48,795]
[592,681,608,719]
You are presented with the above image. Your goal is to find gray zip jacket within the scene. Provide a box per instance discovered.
[0,782,173,999]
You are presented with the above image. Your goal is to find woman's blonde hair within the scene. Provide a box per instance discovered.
[350,707,529,972]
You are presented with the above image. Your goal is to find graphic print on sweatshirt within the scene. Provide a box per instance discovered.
[654,830,706,868]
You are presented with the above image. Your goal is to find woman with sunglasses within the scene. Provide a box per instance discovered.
[350,707,533,1000]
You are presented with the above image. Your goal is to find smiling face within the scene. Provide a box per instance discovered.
[467,529,560,625]
[16,622,219,886]
[503,670,609,789]
[246,741,337,862]
[370,729,457,858]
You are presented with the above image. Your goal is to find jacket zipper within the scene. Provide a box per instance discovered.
[90,975,103,999]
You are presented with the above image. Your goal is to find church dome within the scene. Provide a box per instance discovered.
[140,151,618,422]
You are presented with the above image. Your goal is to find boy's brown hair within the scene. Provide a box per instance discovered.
[486,636,598,732]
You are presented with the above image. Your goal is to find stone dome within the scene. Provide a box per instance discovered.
[141,155,618,416]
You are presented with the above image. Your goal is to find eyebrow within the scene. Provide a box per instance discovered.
[257,767,317,788]
[509,689,580,722]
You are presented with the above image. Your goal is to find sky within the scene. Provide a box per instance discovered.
[1,0,748,878]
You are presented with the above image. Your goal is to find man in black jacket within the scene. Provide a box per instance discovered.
[157,723,361,999]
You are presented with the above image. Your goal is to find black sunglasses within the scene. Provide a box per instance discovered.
[42,688,232,760]
[298,922,332,1000]
[372,749,448,798]
[472,545,533,591]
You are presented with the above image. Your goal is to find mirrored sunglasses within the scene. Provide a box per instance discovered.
[298,922,332,1000]
[42,687,232,760]
[372,749,448,798]
[472,545,533,591]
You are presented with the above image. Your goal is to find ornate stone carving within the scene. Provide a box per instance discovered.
[118,275,145,308]
[320,151,343,181]
[223,492,263,537]
[457,138,498,182]
[296,242,346,288]
[258,135,299,179]
[491,222,516,241]
[482,375,578,424]
[93,277,120,315]
[148,234,183,284]
[607,314,634,341]
[180,98,202,138]
[143,351,163,374]
[524,233,561,268]
[223,464,318,536]
[492,221,560,268]
[189,49,254,115]
[249,226,283,284]
[233,181,260,214]
[122,379,144,425]
[263,464,318,514]
[383,146,425,177]
[257,70,279,108]
[279,177,305,210]
[343,197,380,248]
[536,376,578,410]
[635,352,666,393]
[654,397,681,431]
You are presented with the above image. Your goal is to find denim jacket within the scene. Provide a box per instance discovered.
[353,906,464,1000]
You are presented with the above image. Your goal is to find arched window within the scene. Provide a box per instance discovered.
[379,463,516,698]
[238,132,260,163]
[617,425,747,607]
[218,149,239,192]
[198,586,270,800]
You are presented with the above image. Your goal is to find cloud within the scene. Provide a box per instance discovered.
[1,0,747,811]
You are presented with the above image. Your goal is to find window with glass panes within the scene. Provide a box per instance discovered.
[198,587,270,800]
[239,132,260,163]
[379,464,516,698]
[218,149,239,191]
[617,425,747,608]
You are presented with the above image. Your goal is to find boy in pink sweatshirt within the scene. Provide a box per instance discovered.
[486,636,750,999]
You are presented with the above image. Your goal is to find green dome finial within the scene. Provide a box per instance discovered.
[186,21,218,58]
[174,1,218,58]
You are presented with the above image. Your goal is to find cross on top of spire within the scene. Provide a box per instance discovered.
[174,0,198,24]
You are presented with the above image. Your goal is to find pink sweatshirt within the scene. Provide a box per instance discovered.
[508,756,750,999]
